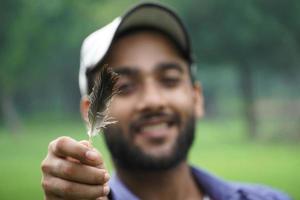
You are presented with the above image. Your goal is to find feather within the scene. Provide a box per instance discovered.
[87,64,119,144]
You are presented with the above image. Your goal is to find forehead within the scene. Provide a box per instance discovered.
[105,30,188,72]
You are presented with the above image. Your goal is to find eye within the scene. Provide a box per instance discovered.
[117,80,136,96]
[161,76,180,87]
[160,69,182,87]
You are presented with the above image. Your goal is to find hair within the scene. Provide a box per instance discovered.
[86,26,194,94]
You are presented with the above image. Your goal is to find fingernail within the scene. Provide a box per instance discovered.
[103,185,110,195]
[104,173,110,181]
[85,150,98,160]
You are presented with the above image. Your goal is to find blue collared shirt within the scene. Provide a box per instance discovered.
[108,166,292,200]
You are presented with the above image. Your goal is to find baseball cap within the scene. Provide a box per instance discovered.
[79,2,192,96]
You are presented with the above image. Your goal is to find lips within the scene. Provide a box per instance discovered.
[130,113,179,139]
[137,123,171,140]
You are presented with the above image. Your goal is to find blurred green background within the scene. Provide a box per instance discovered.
[0,0,299,199]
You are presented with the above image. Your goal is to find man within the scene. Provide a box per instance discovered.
[41,2,291,200]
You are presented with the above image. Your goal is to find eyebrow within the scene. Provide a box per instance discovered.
[155,62,184,73]
[112,62,184,77]
[113,66,139,76]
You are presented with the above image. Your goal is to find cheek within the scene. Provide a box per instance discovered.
[166,87,195,115]
[108,97,133,127]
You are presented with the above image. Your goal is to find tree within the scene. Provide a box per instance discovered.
[179,0,300,139]
[0,0,139,132]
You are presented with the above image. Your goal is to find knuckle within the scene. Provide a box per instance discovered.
[101,171,109,183]
[61,163,74,178]
[58,136,71,145]
[100,185,110,196]
[41,179,50,192]
[55,136,71,152]
[99,173,106,183]
[48,140,55,151]
[81,184,106,199]
[41,160,50,174]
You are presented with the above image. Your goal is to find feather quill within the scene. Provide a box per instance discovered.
[87,64,119,145]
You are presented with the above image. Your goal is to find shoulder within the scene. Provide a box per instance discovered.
[229,182,292,200]
[191,167,292,200]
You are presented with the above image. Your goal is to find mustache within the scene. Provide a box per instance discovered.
[129,111,180,132]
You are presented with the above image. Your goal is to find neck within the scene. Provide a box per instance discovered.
[116,161,203,200]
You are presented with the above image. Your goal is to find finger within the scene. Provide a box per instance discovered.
[79,140,106,169]
[66,156,80,164]
[50,157,110,185]
[42,175,64,200]
[49,136,103,167]
[42,175,110,199]
[43,193,63,200]
[96,197,109,200]
[79,140,91,148]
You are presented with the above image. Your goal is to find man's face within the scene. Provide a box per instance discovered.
[97,31,203,170]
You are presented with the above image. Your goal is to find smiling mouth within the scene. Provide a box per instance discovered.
[132,115,175,130]
[128,110,181,139]
[130,114,178,140]
[140,122,168,132]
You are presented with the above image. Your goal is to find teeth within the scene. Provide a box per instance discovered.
[141,123,168,132]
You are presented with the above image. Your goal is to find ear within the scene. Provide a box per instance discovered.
[80,95,90,123]
[193,81,205,119]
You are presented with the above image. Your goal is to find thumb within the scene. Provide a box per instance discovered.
[79,140,106,169]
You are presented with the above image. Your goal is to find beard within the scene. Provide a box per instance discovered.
[103,112,196,172]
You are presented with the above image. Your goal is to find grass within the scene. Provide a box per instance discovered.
[0,117,299,199]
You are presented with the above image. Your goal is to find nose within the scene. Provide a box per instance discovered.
[136,79,167,112]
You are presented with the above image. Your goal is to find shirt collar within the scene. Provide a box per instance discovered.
[109,166,239,200]
[191,166,239,200]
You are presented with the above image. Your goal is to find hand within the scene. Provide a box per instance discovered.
[41,136,110,199]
